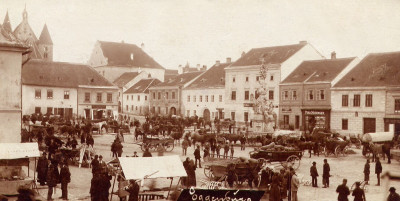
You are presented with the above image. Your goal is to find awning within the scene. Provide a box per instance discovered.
[118,155,187,180]
[0,143,40,159]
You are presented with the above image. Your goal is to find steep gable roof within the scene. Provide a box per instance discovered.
[113,72,139,88]
[38,24,53,45]
[334,52,400,88]
[22,60,115,88]
[230,43,306,67]
[98,41,164,69]
[186,62,230,89]
[125,79,161,94]
[3,11,12,33]
[282,57,356,83]
[155,71,203,87]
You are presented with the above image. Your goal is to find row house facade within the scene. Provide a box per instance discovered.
[224,41,324,126]
[182,59,231,121]
[279,55,359,132]
[22,60,119,120]
[123,78,161,115]
[149,71,204,116]
[331,51,400,136]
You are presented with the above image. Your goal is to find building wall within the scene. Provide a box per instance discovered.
[331,89,386,135]
[0,49,24,142]
[22,85,77,116]
[279,84,303,129]
[77,87,119,119]
[149,88,179,115]
[385,90,400,117]
[123,93,150,115]
[94,66,165,83]
[182,88,225,118]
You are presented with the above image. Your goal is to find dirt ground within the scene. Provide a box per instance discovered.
[26,130,400,201]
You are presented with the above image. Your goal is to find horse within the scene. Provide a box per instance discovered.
[366,142,390,162]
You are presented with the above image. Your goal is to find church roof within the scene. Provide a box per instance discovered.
[22,60,115,88]
[98,41,164,69]
[2,11,12,33]
[38,24,53,45]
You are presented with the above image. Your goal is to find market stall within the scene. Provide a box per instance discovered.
[0,143,40,196]
[110,155,187,200]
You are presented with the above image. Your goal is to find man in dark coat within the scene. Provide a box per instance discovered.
[91,155,99,175]
[388,187,400,201]
[126,180,140,201]
[336,179,350,201]
[310,161,319,187]
[60,163,71,200]
[322,159,330,188]
[351,182,366,201]
[182,157,190,187]
[142,148,152,157]
[194,145,201,168]
[47,164,58,201]
[37,153,48,186]
[375,157,382,186]
[364,159,370,185]
[90,174,101,201]
[99,173,112,201]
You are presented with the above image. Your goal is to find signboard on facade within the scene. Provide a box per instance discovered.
[244,103,254,107]
[92,105,106,109]
[305,110,325,115]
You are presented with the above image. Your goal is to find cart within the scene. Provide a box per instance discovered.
[323,138,350,157]
[140,135,174,152]
[249,149,303,170]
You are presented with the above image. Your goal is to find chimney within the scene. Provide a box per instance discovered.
[226,57,232,63]
[196,64,201,70]
[216,60,221,66]
[141,42,145,50]
[331,51,336,59]
[241,51,246,57]
[299,40,307,45]
[202,65,207,71]
[178,64,183,74]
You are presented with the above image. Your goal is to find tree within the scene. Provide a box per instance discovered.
[252,57,276,131]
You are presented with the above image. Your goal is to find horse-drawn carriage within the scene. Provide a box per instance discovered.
[202,157,264,188]
[140,135,175,152]
[323,137,350,157]
[249,148,303,170]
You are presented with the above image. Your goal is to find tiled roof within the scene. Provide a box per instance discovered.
[2,11,12,33]
[98,41,164,69]
[38,24,53,45]
[165,69,178,75]
[282,58,356,83]
[154,71,203,87]
[230,43,306,67]
[334,52,400,88]
[125,79,161,94]
[185,62,230,89]
[22,60,115,88]
[113,72,139,88]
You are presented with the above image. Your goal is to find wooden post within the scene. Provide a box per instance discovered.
[166,177,174,199]
[109,164,119,201]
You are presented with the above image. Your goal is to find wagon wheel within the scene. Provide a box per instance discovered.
[204,166,212,179]
[140,143,148,151]
[355,140,362,149]
[342,146,349,156]
[163,141,174,152]
[286,155,301,170]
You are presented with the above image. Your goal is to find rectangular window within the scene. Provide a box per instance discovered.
[127,95,129,100]
[96,93,102,102]
[187,95,190,102]
[187,110,190,117]
[342,95,348,107]
[231,112,235,120]
[255,90,259,99]
[318,90,325,100]
[292,90,297,100]
[270,75,274,81]
[342,119,348,130]
[137,95,140,101]
[245,76,249,82]
[283,91,289,100]
[200,95,203,102]
[353,94,360,107]
[85,92,90,102]
[158,92,161,99]
[205,95,208,102]
[107,93,112,102]
[64,91,70,99]
[365,94,373,107]
[244,91,249,100]
[145,96,147,101]
[153,92,155,99]
[269,90,274,100]
[256,76,260,82]
[232,76,236,83]
[126,105,128,111]
[284,115,289,127]
[46,107,53,114]
[211,95,214,102]
[166,92,169,99]
[158,107,160,113]
[308,90,314,100]
[35,107,41,114]
[131,105,134,111]
[35,89,41,99]
[244,112,249,122]
[219,95,222,102]
[172,92,175,99]
[231,91,236,100]
[47,90,53,99]
[395,99,400,114]
[194,96,196,102]
[131,95,133,100]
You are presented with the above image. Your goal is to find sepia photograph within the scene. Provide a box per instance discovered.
[0,0,400,200]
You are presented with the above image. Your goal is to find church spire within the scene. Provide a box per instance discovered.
[23,4,28,20]
[38,24,53,45]
[3,10,12,33]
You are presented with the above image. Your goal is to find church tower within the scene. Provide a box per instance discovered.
[3,11,12,33]
[38,24,53,61]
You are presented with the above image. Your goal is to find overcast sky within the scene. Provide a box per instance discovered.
[1,0,400,69]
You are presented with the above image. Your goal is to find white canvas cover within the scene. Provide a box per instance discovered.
[362,132,394,143]
[118,155,187,180]
[0,143,40,159]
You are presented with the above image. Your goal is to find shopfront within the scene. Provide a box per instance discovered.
[302,109,330,134]
[384,118,400,136]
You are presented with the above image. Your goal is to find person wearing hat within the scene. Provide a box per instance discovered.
[352,181,366,201]
[323,159,330,188]
[125,180,140,201]
[375,157,382,186]
[132,151,138,157]
[336,179,350,201]
[310,161,319,187]
[291,168,300,201]
[59,162,71,200]
[388,187,400,201]
[364,159,370,185]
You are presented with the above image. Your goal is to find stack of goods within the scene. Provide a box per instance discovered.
[259,142,296,151]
